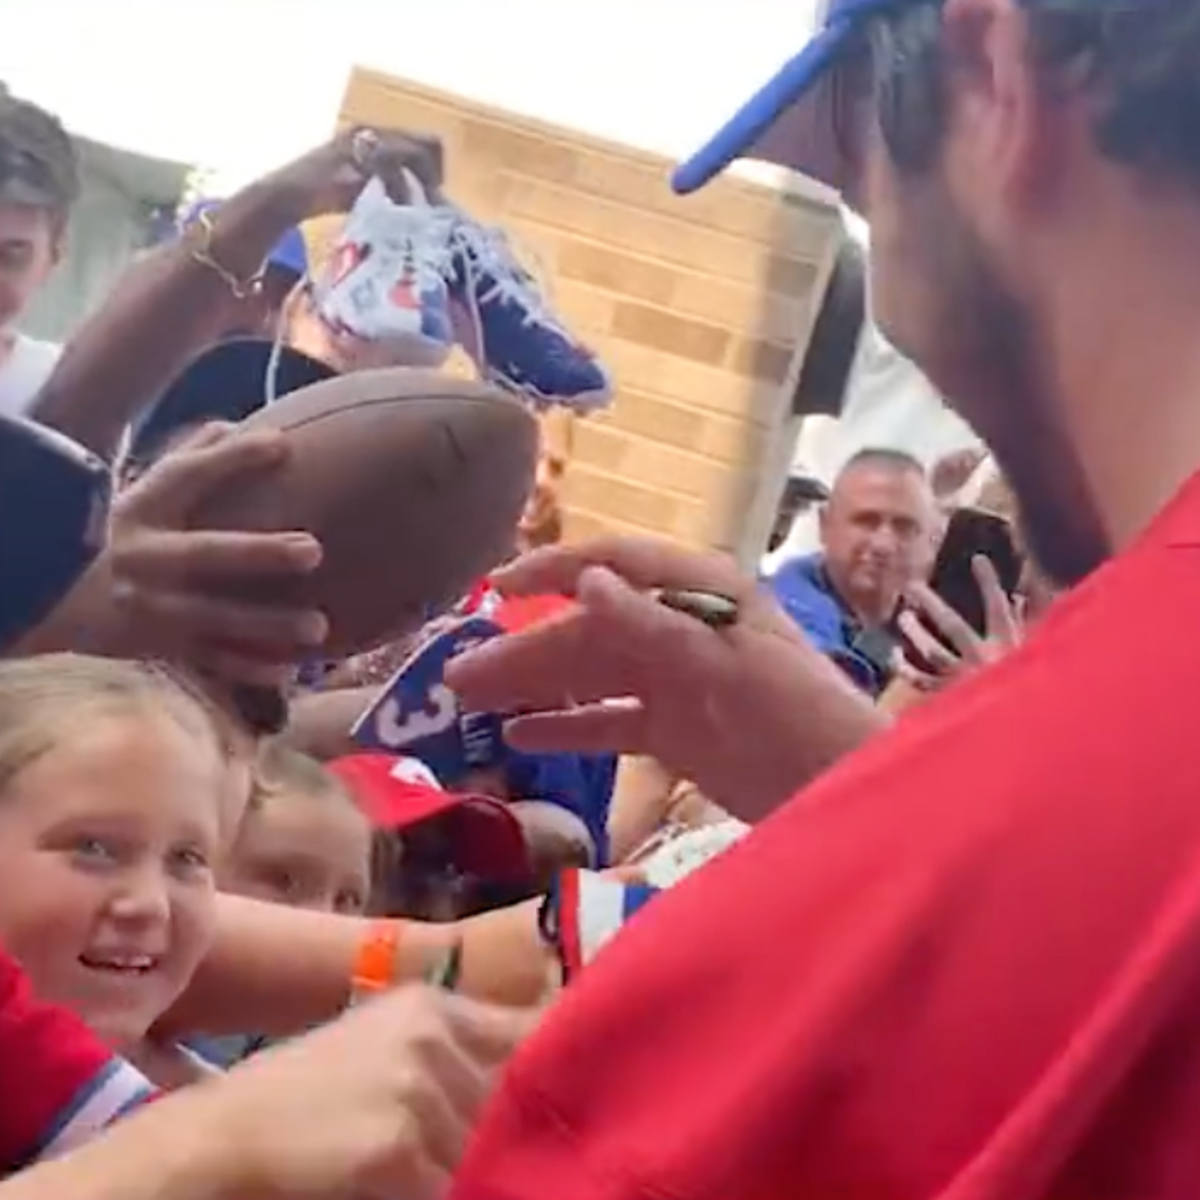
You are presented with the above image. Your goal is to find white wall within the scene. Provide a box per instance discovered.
[22,162,152,340]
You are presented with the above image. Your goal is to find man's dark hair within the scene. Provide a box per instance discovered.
[838,446,927,480]
[862,0,1200,188]
[0,91,80,229]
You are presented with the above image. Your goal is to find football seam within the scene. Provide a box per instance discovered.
[276,389,519,434]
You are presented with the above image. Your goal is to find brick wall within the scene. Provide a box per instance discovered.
[331,70,842,556]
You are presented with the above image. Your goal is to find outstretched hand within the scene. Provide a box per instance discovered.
[446,536,886,823]
[274,126,445,220]
[896,554,1024,692]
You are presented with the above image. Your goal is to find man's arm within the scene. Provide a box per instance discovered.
[31,127,444,462]
[30,176,308,460]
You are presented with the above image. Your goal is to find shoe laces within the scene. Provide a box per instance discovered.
[451,216,560,333]
[263,171,456,403]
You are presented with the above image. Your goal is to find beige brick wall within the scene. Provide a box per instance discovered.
[332,70,842,555]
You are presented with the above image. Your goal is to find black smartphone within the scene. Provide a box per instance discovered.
[929,507,1023,634]
[0,414,111,651]
[898,507,1023,674]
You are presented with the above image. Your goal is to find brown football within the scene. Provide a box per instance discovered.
[192,369,539,657]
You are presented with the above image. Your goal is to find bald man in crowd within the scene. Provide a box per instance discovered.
[764,448,938,695]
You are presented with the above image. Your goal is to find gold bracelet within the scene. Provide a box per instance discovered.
[183,207,267,300]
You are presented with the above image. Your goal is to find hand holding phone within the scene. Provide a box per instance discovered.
[897,554,1024,690]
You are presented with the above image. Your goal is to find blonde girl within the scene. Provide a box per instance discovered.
[0,654,246,1086]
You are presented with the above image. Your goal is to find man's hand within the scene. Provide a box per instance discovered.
[187,986,532,1199]
[104,423,328,684]
[445,537,887,823]
[271,126,445,220]
[895,554,1024,692]
[930,447,988,503]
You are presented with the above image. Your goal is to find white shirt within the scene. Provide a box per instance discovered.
[0,332,62,417]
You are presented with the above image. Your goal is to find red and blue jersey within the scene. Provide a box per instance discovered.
[0,950,155,1172]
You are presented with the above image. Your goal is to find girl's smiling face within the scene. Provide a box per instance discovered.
[0,710,235,1050]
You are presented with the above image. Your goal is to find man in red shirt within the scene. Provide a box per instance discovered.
[445,0,1200,1197]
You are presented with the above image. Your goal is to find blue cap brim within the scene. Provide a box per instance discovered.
[672,20,854,194]
[177,199,307,280]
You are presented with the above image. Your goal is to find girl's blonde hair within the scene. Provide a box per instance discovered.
[0,654,225,795]
[252,739,353,809]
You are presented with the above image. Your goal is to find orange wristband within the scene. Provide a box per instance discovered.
[350,919,402,1004]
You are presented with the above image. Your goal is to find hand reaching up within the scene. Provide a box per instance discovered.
[896,554,1024,693]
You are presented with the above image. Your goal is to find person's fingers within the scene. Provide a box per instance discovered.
[505,699,649,757]
[931,447,987,499]
[897,610,961,675]
[448,564,733,717]
[490,536,746,603]
[437,991,540,1065]
[972,554,1021,646]
[373,133,445,196]
[446,608,625,715]
[894,656,944,693]
[904,582,981,660]
[361,1141,452,1200]
[394,1064,474,1175]
[114,528,323,591]
[114,586,328,657]
[123,427,292,523]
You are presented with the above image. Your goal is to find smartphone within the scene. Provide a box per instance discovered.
[898,507,1023,673]
[0,414,111,651]
[929,506,1023,634]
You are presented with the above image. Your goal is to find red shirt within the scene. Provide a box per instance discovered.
[452,474,1200,1200]
[493,593,574,634]
[0,949,155,1170]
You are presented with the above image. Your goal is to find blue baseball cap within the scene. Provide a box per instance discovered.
[125,338,335,469]
[672,0,896,194]
[178,198,308,279]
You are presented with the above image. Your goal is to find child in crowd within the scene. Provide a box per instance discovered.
[201,741,377,1068]
[222,739,374,917]
[0,654,245,1090]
